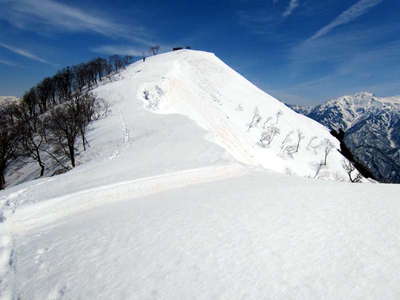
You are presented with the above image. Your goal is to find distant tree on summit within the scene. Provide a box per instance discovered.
[150,46,160,55]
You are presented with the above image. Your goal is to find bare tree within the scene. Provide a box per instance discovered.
[0,103,21,189]
[262,116,273,129]
[282,145,297,158]
[22,88,39,120]
[123,55,133,66]
[73,93,97,150]
[342,159,362,183]
[150,45,160,55]
[109,55,124,72]
[274,130,304,157]
[260,126,280,147]
[247,107,261,131]
[14,104,47,176]
[36,77,55,114]
[294,130,305,153]
[45,90,99,167]
[54,67,73,103]
[306,136,318,151]
[280,131,293,151]
[322,139,334,166]
[45,103,81,168]
[314,162,324,179]
[91,98,111,120]
[275,110,283,124]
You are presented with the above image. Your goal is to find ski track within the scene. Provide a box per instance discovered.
[117,105,130,145]
[9,164,247,235]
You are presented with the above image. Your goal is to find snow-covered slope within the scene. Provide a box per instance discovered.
[95,50,349,180]
[2,50,400,300]
[3,166,400,300]
[3,50,350,186]
[292,92,400,183]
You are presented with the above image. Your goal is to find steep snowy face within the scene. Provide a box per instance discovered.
[343,110,400,183]
[307,92,400,131]
[102,50,349,180]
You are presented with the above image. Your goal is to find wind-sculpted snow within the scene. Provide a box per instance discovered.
[130,50,349,180]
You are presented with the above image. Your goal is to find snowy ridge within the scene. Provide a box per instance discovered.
[131,50,349,180]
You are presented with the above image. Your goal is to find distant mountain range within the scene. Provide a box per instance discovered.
[0,96,18,104]
[289,92,400,183]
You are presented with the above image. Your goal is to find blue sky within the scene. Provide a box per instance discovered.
[0,0,399,104]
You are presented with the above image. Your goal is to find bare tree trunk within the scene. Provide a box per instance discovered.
[0,167,5,190]
[43,149,69,170]
[38,155,45,177]
[81,128,87,151]
[68,144,75,168]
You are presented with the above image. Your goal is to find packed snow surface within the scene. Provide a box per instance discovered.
[1,50,400,299]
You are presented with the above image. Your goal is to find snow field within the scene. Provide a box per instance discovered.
[1,50,399,299]
[9,171,400,300]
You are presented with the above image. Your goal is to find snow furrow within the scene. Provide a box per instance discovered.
[9,164,247,234]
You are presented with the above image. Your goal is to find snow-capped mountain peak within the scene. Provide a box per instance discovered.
[307,92,400,131]
[291,91,400,183]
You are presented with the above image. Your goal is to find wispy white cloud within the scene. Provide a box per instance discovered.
[0,0,154,45]
[291,24,399,70]
[309,0,384,40]
[0,58,18,67]
[284,24,400,104]
[91,45,145,56]
[283,0,299,17]
[0,42,51,65]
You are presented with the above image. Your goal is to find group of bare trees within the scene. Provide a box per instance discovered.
[246,106,362,181]
[0,93,100,189]
[0,55,129,189]
[0,104,21,189]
